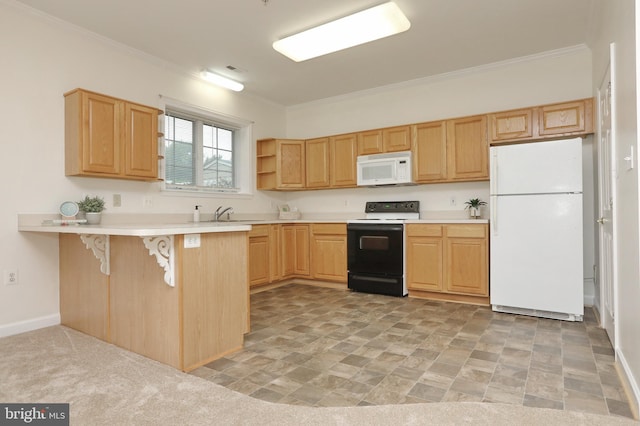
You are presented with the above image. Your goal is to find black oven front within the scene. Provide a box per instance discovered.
[347,222,406,297]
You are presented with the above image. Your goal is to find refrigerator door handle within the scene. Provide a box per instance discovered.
[490,150,498,195]
[491,196,497,236]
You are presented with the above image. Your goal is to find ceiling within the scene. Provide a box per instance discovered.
[15,0,596,106]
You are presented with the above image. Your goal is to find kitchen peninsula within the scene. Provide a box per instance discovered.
[19,219,250,372]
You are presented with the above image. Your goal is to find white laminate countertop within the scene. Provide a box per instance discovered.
[18,221,252,237]
[17,214,488,236]
[404,219,489,224]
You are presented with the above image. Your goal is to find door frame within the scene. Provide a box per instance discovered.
[596,42,619,347]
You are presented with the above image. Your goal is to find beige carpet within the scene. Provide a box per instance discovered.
[0,326,636,425]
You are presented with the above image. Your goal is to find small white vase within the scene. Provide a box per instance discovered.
[469,207,479,219]
[85,212,102,225]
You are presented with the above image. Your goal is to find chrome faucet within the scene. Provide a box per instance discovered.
[214,206,234,222]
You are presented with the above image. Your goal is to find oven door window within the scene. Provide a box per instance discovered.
[360,236,389,251]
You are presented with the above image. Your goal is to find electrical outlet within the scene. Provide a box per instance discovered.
[184,234,201,249]
[113,194,122,207]
[4,269,18,285]
[450,196,457,206]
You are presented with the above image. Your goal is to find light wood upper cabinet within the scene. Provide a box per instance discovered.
[278,140,305,188]
[123,102,159,179]
[64,88,159,181]
[538,99,593,136]
[489,98,594,145]
[256,138,277,189]
[257,98,593,190]
[311,224,347,283]
[358,126,411,155]
[257,139,305,190]
[446,115,488,181]
[489,108,534,143]
[383,125,412,152]
[412,121,447,182]
[330,133,358,188]
[413,116,488,183]
[306,137,330,188]
[358,130,384,155]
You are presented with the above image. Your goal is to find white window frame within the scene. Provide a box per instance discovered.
[160,98,253,197]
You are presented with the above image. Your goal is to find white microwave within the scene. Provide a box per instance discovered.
[357,151,413,186]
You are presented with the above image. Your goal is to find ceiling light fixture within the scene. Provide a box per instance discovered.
[272,2,410,62]
[201,70,244,92]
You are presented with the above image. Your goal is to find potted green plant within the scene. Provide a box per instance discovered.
[464,198,486,219]
[77,195,105,224]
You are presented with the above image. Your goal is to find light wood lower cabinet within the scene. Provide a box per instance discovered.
[282,224,310,277]
[444,225,488,296]
[311,223,347,283]
[59,231,248,372]
[249,223,347,288]
[269,224,283,282]
[406,225,444,292]
[248,225,270,287]
[406,224,488,303]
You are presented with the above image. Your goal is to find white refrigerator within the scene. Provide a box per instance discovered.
[490,138,584,321]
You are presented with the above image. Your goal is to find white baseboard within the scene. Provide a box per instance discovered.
[0,314,60,339]
[583,277,595,307]
[583,294,595,306]
[617,349,640,419]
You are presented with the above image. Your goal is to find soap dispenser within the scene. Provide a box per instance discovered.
[193,205,201,223]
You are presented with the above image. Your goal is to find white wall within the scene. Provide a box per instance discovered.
[283,48,596,303]
[590,0,640,410]
[0,1,287,334]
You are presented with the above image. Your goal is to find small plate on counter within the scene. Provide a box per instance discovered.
[59,201,79,219]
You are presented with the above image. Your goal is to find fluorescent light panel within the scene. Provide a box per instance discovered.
[273,2,410,62]
[201,70,244,92]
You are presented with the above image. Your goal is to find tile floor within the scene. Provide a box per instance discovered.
[191,284,634,419]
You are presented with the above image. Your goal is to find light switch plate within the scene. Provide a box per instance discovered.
[184,234,201,248]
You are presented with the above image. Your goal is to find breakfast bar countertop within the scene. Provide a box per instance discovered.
[17,213,252,237]
[17,213,488,237]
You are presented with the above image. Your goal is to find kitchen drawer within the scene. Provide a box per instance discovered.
[446,224,486,238]
[311,223,346,235]
[406,224,443,237]
[248,224,270,237]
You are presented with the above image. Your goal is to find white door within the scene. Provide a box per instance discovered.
[597,63,616,345]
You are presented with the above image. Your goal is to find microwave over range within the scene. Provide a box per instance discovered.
[356,151,413,186]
